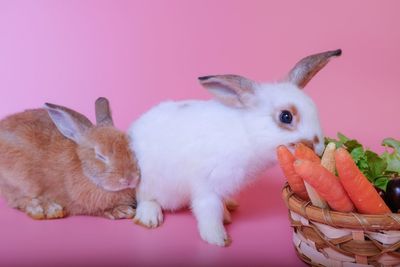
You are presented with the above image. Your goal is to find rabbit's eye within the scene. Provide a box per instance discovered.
[279,110,293,124]
[96,152,108,162]
[95,148,109,163]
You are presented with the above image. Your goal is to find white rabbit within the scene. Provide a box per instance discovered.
[128,50,341,246]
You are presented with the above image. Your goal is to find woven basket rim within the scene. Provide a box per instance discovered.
[282,183,400,230]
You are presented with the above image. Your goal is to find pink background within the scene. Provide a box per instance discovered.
[0,1,399,266]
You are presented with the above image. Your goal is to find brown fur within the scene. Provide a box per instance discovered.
[0,107,138,219]
[95,97,114,126]
[222,198,238,225]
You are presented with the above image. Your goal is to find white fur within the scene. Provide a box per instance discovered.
[134,200,164,228]
[128,82,324,245]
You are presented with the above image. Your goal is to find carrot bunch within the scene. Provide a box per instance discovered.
[277,143,391,214]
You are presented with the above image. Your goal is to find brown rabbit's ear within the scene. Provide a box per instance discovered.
[44,103,93,143]
[198,75,256,108]
[95,97,114,126]
[285,49,342,89]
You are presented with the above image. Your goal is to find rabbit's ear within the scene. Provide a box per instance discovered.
[95,97,114,126]
[198,75,256,108]
[285,49,342,89]
[44,103,93,143]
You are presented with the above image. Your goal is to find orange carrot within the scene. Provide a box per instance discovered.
[295,143,320,163]
[294,160,355,212]
[277,145,309,200]
[335,148,390,215]
[294,143,327,208]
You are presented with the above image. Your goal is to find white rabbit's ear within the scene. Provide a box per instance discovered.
[44,103,93,143]
[95,97,114,126]
[285,49,342,89]
[198,75,256,108]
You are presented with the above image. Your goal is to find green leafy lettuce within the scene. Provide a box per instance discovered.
[325,133,400,191]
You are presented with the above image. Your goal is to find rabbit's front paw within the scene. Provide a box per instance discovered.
[45,202,65,219]
[199,222,231,247]
[104,205,136,220]
[133,200,163,228]
[25,199,65,219]
[25,198,45,219]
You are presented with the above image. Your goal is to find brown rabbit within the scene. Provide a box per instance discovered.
[0,97,139,220]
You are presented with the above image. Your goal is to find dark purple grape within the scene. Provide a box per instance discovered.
[385,178,400,213]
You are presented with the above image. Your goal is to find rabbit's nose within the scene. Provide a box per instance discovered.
[119,178,130,187]
[128,175,140,188]
[120,175,140,189]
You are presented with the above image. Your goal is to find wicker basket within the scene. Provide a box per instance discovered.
[282,183,400,267]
